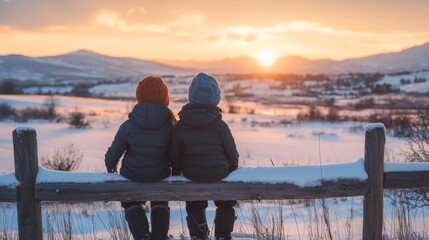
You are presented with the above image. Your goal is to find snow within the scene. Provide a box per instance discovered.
[366,123,385,132]
[35,160,366,187]
[385,162,429,172]
[36,166,127,183]
[0,95,409,172]
[0,173,19,187]
[0,94,427,239]
[12,160,429,187]
[14,126,35,134]
[225,159,367,186]
[400,81,429,93]
[378,70,429,93]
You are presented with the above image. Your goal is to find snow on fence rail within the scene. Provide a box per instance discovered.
[1,125,429,240]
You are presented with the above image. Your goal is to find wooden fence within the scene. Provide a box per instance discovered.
[1,125,429,240]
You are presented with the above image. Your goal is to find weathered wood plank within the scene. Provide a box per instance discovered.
[0,186,17,202]
[384,171,429,189]
[363,125,385,240]
[35,179,367,202]
[13,128,42,240]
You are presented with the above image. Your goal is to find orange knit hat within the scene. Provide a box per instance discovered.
[135,76,170,106]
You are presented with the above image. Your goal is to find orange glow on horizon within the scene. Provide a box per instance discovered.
[0,1,428,61]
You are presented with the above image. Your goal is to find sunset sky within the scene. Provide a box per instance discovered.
[1,0,429,63]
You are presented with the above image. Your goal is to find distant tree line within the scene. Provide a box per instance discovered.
[0,96,90,129]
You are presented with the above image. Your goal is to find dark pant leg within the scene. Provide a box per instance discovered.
[214,200,237,240]
[121,201,150,240]
[150,201,169,240]
[186,201,209,239]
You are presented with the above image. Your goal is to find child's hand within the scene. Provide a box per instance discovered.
[107,166,117,173]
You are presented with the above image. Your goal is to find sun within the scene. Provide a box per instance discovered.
[257,49,276,67]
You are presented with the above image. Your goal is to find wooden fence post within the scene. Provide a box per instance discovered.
[13,127,43,240]
[362,124,385,240]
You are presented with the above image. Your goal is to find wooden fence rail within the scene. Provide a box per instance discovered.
[1,125,429,240]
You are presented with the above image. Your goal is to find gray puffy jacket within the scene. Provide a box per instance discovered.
[169,103,239,182]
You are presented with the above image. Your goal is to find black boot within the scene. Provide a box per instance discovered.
[150,202,170,240]
[124,205,151,240]
[214,207,235,240]
[186,212,209,240]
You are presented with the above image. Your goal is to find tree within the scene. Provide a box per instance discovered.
[44,95,57,121]
[0,80,21,94]
[70,83,91,97]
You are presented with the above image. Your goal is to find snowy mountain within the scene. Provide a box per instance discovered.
[0,50,196,81]
[1,42,429,79]
[165,42,429,74]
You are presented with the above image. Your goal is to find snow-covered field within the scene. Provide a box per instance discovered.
[0,94,427,239]
[379,70,429,93]
[0,95,408,172]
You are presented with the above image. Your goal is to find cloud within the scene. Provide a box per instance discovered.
[94,9,206,35]
[126,7,147,16]
[95,9,165,33]
[266,21,334,33]
[170,11,206,28]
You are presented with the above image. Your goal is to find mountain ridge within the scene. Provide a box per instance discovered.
[1,41,429,80]
[0,50,197,81]
[162,42,429,74]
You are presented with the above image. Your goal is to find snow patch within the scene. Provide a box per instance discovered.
[366,123,385,132]
[0,173,19,187]
[14,126,35,134]
[225,159,367,186]
[35,160,367,187]
[385,162,429,172]
[36,166,128,183]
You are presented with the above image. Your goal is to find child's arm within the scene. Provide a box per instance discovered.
[169,127,182,175]
[104,123,128,173]
[220,122,239,172]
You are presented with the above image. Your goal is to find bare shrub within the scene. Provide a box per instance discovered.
[385,194,429,239]
[41,144,83,171]
[68,108,90,129]
[387,112,429,209]
[405,111,429,163]
[14,107,52,122]
[297,106,324,121]
[325,108,339,122]
[0,103,15,119]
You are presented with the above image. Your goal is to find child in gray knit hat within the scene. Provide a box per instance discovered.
[170,72,239,240]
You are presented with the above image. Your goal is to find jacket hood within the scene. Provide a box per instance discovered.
[128,103,172,129]
[179,103,222,128]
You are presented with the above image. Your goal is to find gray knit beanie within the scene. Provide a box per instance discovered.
[188,72,221,105]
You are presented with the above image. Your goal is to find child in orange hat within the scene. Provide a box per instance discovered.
[105,76,174,240]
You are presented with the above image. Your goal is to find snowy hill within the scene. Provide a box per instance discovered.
[1,42,429,78]
[337,42,429,73]
[378,70,429,93]
[0,50,196,82]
